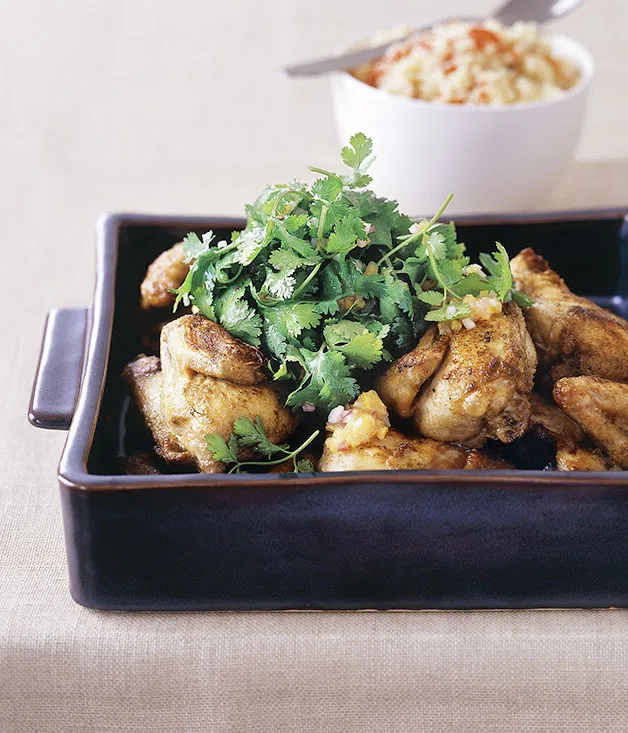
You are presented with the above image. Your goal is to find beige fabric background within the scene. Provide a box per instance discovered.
[2,1,628,731]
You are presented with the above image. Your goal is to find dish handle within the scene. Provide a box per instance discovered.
[28,308,89,430]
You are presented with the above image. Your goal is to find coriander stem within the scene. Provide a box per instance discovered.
[308,166,344,188]
[425,240,449,299]
[216,266,243,285]
[229,430,320,474]
[316,205,328,250]
[426,193,454,229]
[291,262,321,299]
[272,188,312,216]
[376,237,414,267]
[375,193,454,268]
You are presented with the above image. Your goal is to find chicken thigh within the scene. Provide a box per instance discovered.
[511,248,628,382]
[124,315,296,472]
[376,302,537,448]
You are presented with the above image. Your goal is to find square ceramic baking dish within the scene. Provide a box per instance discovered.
[29,210,628,611]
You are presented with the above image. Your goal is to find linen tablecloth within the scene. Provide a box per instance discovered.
[3,1,628,730]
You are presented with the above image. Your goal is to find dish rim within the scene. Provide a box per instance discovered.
[58,208,628,492]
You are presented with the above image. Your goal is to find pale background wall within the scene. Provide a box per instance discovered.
[1,0,626,310]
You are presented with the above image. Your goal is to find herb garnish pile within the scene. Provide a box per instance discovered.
[174,133,529,414]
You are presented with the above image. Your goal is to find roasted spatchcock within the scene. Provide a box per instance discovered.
[124,243,628,474]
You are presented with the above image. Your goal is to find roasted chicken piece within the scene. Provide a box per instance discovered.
[511,248,628,382]
[376,302,537,448]
[528,393,617,471]
[122,355,195,467]
[124,315,296,473]
[318,391,510,472]
[554,377,628,470]
[140,242,190,310]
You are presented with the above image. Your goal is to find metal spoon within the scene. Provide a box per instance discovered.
[283,0,586,77]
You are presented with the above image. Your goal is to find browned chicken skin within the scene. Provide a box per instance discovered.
[122,355,195,467]
[529,393,617,471]
[376,326,449,419]
[140,242,190,310]
[511,248,628,382]
[123,315,296,473]
[554,377,628,469]
[377,302,537,448]
[318,391,511,472]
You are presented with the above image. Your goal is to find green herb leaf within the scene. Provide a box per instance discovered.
[181,231,216,262]
[205,433,240,464]
[286,348,359,411]
[417,290,444,306]
[233,415,290,457]
[215,289,262,346]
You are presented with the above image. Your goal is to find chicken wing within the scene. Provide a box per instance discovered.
[318,391,510,471]
[528,393,616,471]
[553,377,628,469]
[511,248,628,382]
[124,315,296,473]
[140,242,190,310]
[377,302,537,448]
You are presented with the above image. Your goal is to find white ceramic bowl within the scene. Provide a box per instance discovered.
[331,35,595,217]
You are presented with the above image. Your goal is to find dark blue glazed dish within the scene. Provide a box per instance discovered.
[29,210,628,610]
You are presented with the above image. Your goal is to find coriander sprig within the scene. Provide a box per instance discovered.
[173,132,531,412]
[206,416,319,474]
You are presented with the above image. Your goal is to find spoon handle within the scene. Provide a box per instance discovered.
[283,42,394,77]
[282,16,478,77]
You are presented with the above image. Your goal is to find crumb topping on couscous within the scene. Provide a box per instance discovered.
[353,20,581,105]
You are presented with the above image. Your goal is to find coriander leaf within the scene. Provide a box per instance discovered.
[272,220,320,264]
[190,283,216,321]
[335,331,384,369]
[286,348,359,411]
[382,272,414,316]
[295,458,315,472]
[283,213,309,233]
[429,222,465,259]
[323,320,365,347]
[234,226,267,266]
[312,176,343,202]
[417,290,444,306]
[233,415,290,457]
[182,231,215,262]
[215,289,262,346]
[512,290,534,308]
[437,258,465,289]
[327,214,366,255]
[264,271,296,300]
[263,322,289,359]
[268,248,305,272]
[424,302,472,322]
[392,316,416,351]
[424,230,447,261]
[205,433,239,465]
[483,242,512,300]
[452,272,486,298]
[172,252,216,311]
[315,264,346,315]
[399,257,427,291]
[263,302,321,339]
[341,132,373,170]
